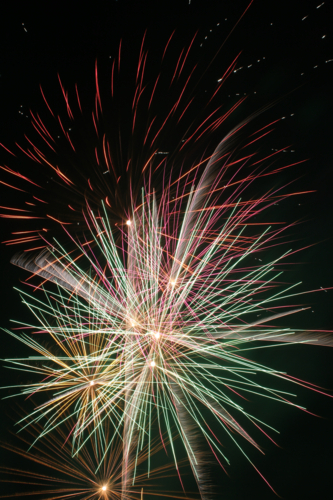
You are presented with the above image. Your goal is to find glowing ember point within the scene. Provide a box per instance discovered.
[90,381,95,386]
[102,485,107,491]
[128,316,136,326]
[150,360,156,367]
[126,220,131,226]
[154,332,160,339]
[170,280,176,286]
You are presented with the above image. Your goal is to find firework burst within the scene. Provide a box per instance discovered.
[3,145,331,496]
[1,4,332,497]
[0,411,188,500]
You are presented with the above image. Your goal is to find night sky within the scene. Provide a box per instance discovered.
[0,1,333,498]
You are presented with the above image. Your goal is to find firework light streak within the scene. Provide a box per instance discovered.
[0,4,277,250]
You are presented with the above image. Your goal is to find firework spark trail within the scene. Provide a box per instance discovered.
[0,21,310,254]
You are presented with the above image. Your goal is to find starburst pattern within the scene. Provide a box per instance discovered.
[3,141,331,497]
[0,413,185,500]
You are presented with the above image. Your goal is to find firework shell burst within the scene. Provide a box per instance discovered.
[0,411,187,500]
[0,11,332,498]
[3,138,332,496]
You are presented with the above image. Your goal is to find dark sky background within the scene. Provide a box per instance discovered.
[0,0,333,499]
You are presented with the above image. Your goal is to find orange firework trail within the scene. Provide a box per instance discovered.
[0,413,194,500]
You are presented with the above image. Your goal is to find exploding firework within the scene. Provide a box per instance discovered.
[3,148,332,496]
[0,411,190,500]
[1,3,332,498]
